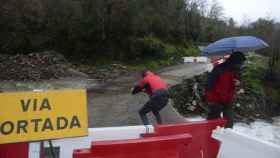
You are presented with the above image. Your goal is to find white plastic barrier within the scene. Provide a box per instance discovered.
[184,57,195,63]
[29,125,154,158]
[196,57,208,63]
[212,128,280,158]
[183,57,208,63]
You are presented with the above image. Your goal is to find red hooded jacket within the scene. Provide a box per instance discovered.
[138,71,167,96]
[205,69,239,104]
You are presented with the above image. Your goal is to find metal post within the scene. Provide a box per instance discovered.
[48,140,56,158]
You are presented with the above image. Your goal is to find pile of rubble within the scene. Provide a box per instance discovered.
[73,64,131,81]
[169,73,280,123]
[0,51,132,82]
[0,51,71,81]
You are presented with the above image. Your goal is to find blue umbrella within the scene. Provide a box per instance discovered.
[202,36,269,56]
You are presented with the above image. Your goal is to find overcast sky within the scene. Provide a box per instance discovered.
[218,0,280,24]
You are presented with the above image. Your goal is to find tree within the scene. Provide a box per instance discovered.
[208,0,224,20]
[226,18,237,35]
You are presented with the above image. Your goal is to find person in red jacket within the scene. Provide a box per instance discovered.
[132,70,169,125]
[205,52,246,128]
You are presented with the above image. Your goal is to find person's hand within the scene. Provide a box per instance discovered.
[130,87,135,93]
[131,85,142,95]
[237,89,245,94]
[234,79,241,86]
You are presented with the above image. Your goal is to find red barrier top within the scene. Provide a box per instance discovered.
[73,119,226,158]
[74,134,192,158]
[143,119,226,158]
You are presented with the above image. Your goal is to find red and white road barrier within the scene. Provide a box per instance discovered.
[0,126,154,158]
[73,119,226,158]
[3,118,279,158]
[32,125,154,158]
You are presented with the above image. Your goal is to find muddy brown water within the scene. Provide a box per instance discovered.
[0,63,211,127]
[87,63,211,127]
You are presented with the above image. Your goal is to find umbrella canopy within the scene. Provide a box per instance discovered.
[202,36,269,56]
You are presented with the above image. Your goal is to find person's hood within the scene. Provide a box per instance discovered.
[143,70,154,77]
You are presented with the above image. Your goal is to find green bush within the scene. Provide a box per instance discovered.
[184,46,199,56]
[176,46,199,57]
[242,54,268,94]
[134,35,166,59]
[129,35,200,67]
[164,44,177,58]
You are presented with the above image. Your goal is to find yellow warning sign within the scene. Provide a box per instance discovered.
[0,89,88,144]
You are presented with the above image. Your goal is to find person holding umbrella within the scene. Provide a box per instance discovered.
[205,52,246,128]
[202,36,269,128]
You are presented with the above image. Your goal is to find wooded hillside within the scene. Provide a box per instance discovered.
[0,0,279,65]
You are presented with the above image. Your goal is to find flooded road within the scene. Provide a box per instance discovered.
[233,117,280,146]
[88,63,211,127]
[0,63,211,128]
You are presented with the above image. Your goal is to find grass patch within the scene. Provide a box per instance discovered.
[127,35,199,70]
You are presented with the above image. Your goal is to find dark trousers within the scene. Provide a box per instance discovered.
[207,103,234,128]
[139,90,169,125]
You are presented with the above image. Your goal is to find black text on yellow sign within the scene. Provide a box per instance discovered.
[0,90,88,144]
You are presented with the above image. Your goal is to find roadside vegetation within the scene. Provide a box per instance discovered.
[242,54,268,95]
[1,1,279,63]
